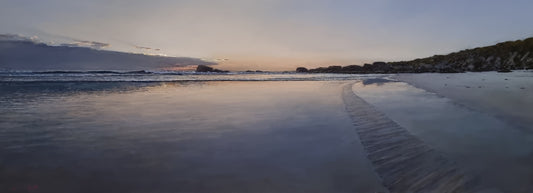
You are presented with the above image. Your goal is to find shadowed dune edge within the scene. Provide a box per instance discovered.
[342,83,494,193]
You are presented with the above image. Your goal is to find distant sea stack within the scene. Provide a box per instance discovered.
[195,65,229,73]
[296,67,308,72]
[300,37,533,74]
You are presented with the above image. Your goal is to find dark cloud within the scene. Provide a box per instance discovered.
[0,38,217,71]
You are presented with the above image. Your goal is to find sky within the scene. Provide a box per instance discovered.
[1,0,533,71]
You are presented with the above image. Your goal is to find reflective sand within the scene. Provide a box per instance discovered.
[0,81,386,193]
[396,71,533,130]
[353,80,533,193]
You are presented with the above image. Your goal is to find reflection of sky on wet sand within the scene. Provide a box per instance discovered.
[397,71,533,130]
[0,81,386,193]
[353,80,533,193]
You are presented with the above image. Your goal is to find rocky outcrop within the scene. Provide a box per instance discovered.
[195,65,228,73]
[295,67,308,72]
[306,62,395,73]
[308,66,342,73]
[196,65,213,72]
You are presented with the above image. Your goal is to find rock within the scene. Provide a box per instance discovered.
[196,65,214,72]
[296,67,308,72]
[326,66,342,72]
[372,62,392,72]
[196,65,229,73]
[307,66,342,73]
[497,69,512,73]
[341,65,363,72]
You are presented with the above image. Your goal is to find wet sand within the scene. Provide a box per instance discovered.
[0,81,386,193]
[353,78,533,192]
[396,71,533,130]
[343,84,480,192]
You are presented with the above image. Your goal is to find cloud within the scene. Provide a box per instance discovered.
[0,34,39,42]
[0,40,217,71]
[60,40,110,49]
[135,45,151,50]
[0,34,109,50]
[134,45,161,51]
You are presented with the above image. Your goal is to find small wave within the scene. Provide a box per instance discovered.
[36,70,155,74]
[0,71,390,82]
[0,70,181,75]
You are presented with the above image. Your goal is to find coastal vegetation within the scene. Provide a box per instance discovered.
[299,37,533,73]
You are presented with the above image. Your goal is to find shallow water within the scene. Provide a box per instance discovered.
[353,80,533,193]
[0,81,385,193]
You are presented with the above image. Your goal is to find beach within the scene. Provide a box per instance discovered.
[0,71,532,192]
[3,1,533,192]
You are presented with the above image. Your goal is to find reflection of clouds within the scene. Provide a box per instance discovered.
[0,82,209,98]
[0,80,363,193]
[0,82,161,101]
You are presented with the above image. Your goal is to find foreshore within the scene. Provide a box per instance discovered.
[1,72,532,192]
[395,70,533,130]
[353,72,533,192]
